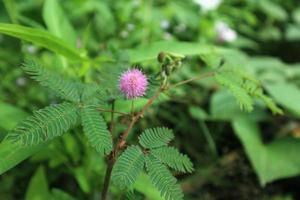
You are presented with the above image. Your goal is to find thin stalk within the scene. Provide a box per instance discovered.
[199,121,218,157]
[109,100,116,135]
[101,158,114,200]
[100,87,163,200]
[131,99,135,117]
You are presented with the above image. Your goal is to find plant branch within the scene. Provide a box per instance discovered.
[101,71,213,199]
[116,86,164,151]
[109,100,115,135]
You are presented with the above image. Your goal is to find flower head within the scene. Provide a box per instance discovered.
[119,69,148,99]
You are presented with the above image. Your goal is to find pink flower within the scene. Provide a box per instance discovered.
[119,69,148,99]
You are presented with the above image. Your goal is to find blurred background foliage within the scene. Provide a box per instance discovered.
[0,0,300,199]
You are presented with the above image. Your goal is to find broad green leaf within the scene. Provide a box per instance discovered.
[232,118,300,186]
[265,82,300,116]
[0,23,83,60]
[0,106,49,175]
[73,167,91,193]
[127,41,227,63]
[43,0,77,47]
[0,102,27,130]
[189,106,208,120]
[286,25,300,41]
[259,0,288,21]
[3,0,18,23]
[210,90,267,121]
[25,166,50,200]
[0,139,49,175]
[51,189,77,200]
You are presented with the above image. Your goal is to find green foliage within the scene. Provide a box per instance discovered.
[23,60,81,103]
[265,82,300,116]
[127,41,226,63]
[6,102,78,145]
[112,145,145,188]
[112,127,193,200]
[215,69,282,114]
[145,155,184,200]
[151,146,194,173]
[138,127,174,149]
[215,71,253,112]
[232,118,300,186]
[80,104,112,155]
[25,166,50,200]
[43,0,77,48]
[0,23,82,60]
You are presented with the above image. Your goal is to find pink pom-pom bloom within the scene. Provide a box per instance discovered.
[119,69,148,99]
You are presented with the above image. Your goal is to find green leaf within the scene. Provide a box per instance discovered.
[43,0,77,47]
[265,82,300,116]
[112,145,145,188]
[0,102,27,130]
[6,102,79,146]
[151,146,194,173]
[138,127,174,149]
[23,60,81,102]
[3,0,18,23]
[72,167,91,193]
[80,104,112,155]
[188,106,208,120]
[145,155,183,200]
[259,0,288,21]
[0,108,50,175]
[25,166,50,200]
[232,118,300,186]
[215,71,254,112]
[51,189,77,200]
[286,25,300,41]
[0,23,82,60]
[127,41,227,63]
[210,90,267,121]
[133,173,164,200]
[214,68,282,114]
[0,139,49,175]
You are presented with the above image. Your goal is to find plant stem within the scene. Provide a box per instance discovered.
[101,157,115,200]
[131,99,135,117]
[109,100,115,135]
[100,71,213,199]
[199,121,218,157]
[100,87,164,200]
[116,87,163,151]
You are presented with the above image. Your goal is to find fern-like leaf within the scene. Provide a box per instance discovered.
[256,91,283,114]
[151,146,194,173]
[112,145,145,188]
[80,104,112,155]
[7,102,78,145]
[145,155,184,200]
[138,127,174,149]
[215,71,254,112]
[23,60,81,102]
[215,68,283,114]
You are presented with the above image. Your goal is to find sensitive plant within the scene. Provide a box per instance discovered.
[0,48,282,200]
[2,0,296,198]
